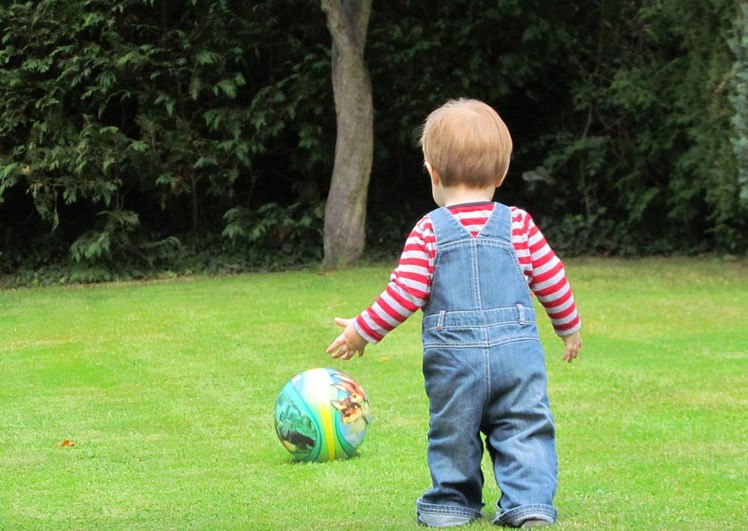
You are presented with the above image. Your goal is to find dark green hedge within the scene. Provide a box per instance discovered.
[1,0,746,285]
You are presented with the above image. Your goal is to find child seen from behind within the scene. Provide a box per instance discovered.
[327,98,582,529]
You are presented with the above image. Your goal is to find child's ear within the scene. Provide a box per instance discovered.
[425,161,440,185]
[495,167,509,188]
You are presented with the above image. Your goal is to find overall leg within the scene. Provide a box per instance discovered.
[417,347,487,527]
[484,340,558,527]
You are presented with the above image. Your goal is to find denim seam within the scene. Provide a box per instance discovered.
[436,237,514,250]
[494,504,557,526]
[423,337,541,349]
[482,346,491,419]
[422,323,537,332]
[422,314,538,328]
[471,238,481,310]
[424,306,536,315]
[417,500,484,518]
[437,310,446,331]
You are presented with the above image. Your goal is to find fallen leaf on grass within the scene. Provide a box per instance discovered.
[57,440,76,447]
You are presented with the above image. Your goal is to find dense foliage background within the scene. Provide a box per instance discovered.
[1,0,746,284]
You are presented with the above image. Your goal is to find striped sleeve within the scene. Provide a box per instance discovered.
[511,207,581,336]
[354,215,436,344]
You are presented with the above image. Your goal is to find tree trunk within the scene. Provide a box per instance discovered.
[320,0,374,271]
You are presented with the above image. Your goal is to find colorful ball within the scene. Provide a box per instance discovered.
[274,368,371,462]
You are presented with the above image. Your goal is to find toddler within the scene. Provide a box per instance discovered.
[326,98,582,528]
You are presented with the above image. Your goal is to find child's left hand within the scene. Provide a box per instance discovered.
[561,331,582,363]
[326,317,368,360]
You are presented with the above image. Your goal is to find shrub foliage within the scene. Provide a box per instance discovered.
[0,0,746,284]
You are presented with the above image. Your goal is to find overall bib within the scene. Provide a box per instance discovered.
[416,204,558,527]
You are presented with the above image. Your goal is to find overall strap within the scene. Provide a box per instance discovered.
[427,206,468,246]
[476,202,512,243]
[428,203,513,245]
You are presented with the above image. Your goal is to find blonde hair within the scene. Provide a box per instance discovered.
[419,99,512,188]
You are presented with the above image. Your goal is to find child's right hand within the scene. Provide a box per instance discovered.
[561,331,582,363]
[326,317,369,360]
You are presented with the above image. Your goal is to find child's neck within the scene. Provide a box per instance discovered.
[442,185,496,207]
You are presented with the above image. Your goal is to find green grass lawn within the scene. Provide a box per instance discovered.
[1,257,747,531]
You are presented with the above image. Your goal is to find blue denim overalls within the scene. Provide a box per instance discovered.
[416,203,558,528]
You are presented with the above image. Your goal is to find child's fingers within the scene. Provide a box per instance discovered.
[332,344,354,360]
[328,318,364,360]
[327,319,349,355]
[333,317,350,328]
[562,339,581,363]
[326,335,345,354]
[329,344,347,359]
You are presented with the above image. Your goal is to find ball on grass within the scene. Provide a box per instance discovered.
[274,367,371,462]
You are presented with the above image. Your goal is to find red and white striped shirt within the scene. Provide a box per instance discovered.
[354,203,581,344]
